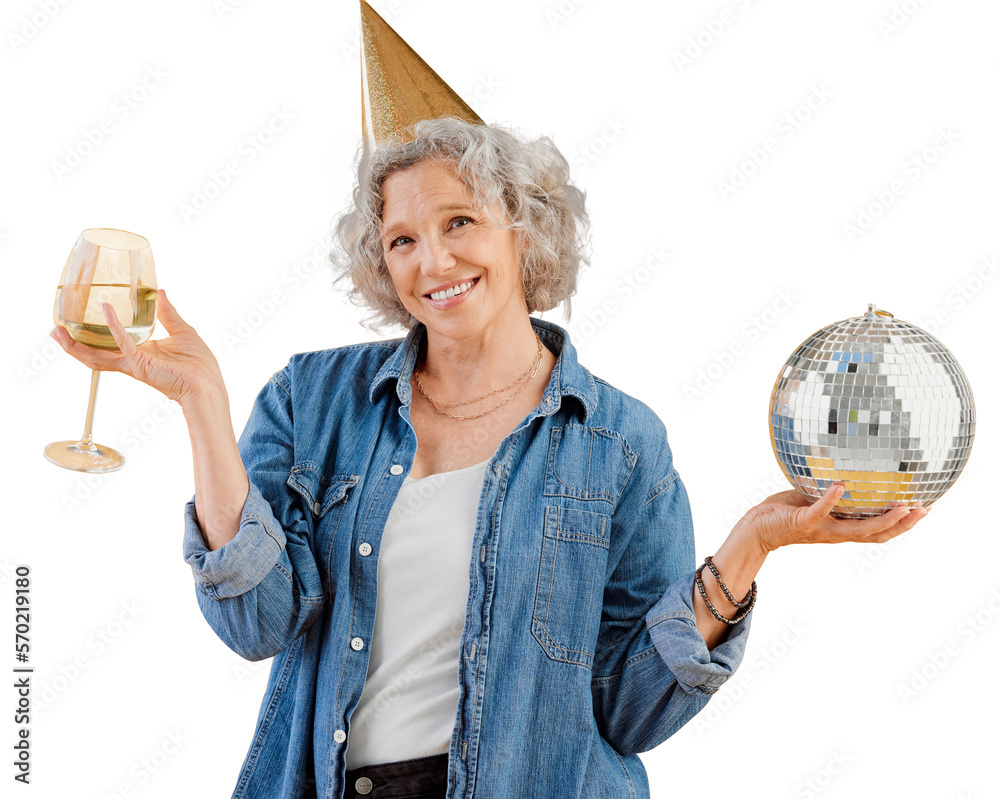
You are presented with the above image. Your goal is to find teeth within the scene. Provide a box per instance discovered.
[430,278,477,301]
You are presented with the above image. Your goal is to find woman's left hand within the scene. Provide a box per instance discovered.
[741,482,931,555]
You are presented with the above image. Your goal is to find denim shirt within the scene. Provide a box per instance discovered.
[182,316,753,799]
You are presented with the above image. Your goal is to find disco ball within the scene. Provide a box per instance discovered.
[768,303,975,519]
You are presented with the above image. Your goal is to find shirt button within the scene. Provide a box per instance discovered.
[359,543,372,556]
[390,464,404,475]
[355,777,373,794]
[313,502,322,515]
[334,729,346,743]
[351,637,365,651]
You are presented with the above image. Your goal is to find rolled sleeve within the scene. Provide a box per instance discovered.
[182,480,287,600]
[590,409,757,756]
[179,363,327,662]
[645,567,753,696]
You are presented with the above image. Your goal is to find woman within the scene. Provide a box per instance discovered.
[50,117,928,799]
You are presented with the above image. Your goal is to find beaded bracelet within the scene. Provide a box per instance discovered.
[703,555,754,609]
[695,561,757,625]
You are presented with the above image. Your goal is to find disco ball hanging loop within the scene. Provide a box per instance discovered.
[768,303,975,519]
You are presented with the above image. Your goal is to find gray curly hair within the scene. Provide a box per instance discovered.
[328,116,591,334]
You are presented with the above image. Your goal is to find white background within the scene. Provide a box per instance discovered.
[3,0,998,797]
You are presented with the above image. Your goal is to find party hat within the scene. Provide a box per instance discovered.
[360,0,482,154]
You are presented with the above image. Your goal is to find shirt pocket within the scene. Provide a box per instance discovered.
[286,464,360,599]
[543,424,637,506]
[531,504,611,669]
[286,463,359,521]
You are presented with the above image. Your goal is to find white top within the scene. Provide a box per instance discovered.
[345,456,493,769]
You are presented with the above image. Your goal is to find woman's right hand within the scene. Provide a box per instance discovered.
[49,288,223,406]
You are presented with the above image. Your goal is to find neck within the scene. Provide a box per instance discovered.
[416,313,543,403]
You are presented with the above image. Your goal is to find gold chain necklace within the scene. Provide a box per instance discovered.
[413,333,543,421]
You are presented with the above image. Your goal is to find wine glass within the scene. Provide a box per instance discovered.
[44,228,157,472]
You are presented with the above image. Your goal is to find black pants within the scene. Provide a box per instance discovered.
[344,752,449,799]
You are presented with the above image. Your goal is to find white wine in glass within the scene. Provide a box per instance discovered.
[45,228,157,472]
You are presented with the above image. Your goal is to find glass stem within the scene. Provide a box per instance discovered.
[78,369,101,451]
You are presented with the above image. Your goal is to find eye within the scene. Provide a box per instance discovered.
[450,216,474,229]
[388,235,413,250]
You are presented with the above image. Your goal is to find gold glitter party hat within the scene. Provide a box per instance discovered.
[360,0,482,154]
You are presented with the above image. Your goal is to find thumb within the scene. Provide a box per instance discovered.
[807,482,845,519]
[155,289,193,336]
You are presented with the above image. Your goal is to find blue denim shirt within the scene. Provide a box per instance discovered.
[182,316,753,799]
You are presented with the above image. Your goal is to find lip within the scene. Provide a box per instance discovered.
[424,276,479,296]
[423,276,480,309]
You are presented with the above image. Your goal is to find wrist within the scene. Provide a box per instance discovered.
[748,524,775,559]
[180,382,233,426]
[692,529,765,647]
[727,524,769,568]
[734,505,779,559]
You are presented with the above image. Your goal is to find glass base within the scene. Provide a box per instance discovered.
[44,440,124,473]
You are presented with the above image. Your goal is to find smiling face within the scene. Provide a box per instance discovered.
[380,158,526,341]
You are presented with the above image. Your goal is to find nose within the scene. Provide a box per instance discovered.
[419,232,458,276]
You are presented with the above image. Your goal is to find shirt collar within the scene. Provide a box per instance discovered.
[368,316,596,423]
